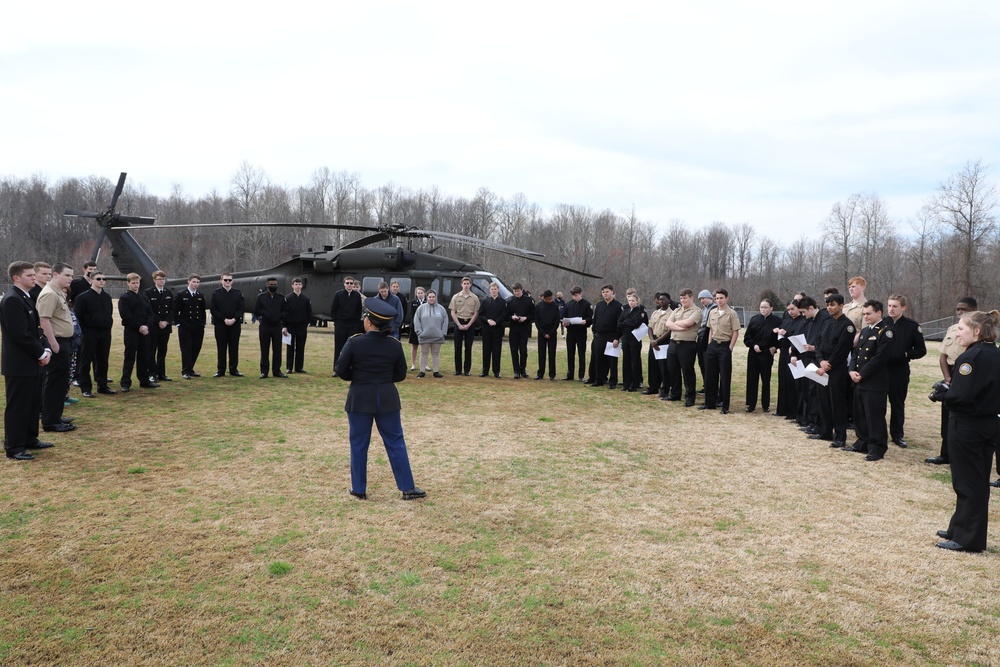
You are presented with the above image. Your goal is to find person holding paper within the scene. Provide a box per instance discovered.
[815,293,856,448]
[589,284,622,389]
[644,293,673,397]
[506,283,534,379]
[700,289,740,414]
[534,290,560,380]
[846,300,894,460]
[743,298,779,412]
[253,277,288,379]
[617,292,648,392]
[562,286,592,381]
[774,298,805,420]
[284,278,312,374]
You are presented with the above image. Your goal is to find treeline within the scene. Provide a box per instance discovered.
[2,160,996,320]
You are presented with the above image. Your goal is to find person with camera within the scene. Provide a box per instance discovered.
[934,309,1000,553]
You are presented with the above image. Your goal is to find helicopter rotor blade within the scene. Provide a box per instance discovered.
[478,244,603,279]
[91,224,109,264]
[125,222,381,232]
[108,172,127,211]
[401,228,544,258]
[339,233,391,249]
[64,209,103,219]
[116,215,157,225]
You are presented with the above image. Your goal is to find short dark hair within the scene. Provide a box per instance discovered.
[570,285,582,295]
[542,289,553,298]
[8,261,33,279]
[679,288,693,298]
[53,262,73,275]
[512,282,523,291]
[601,283,614,292]
[825,293,845,305]
[292,277,303,284]
[83,261,97,270]
[266,276,278,283]
[959,297,978,309]
[761,297,774,307]
[823,286,839,296]
[714,288,729,298]
[798,296,818,310]
[863,299,883,314]
[187,274,200,282]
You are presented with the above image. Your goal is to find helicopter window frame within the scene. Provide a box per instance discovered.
[388,277,411,300]
[360,276,383,298]
[430,278,453,304]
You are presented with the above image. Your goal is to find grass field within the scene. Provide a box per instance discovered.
[2,323,999,666]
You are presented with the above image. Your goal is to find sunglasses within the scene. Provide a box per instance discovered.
[222,279,233,282]
[93,277,106,281]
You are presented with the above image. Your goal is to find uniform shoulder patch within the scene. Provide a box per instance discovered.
[917,326,923,333]
[885,330,894,338]
[847,325,855,333]
[959,362,972,375]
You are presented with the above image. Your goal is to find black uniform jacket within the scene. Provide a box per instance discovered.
[118,290,154,332]
[850,318,895,392]
[617,304,648,340]
[479,295,507,325]
[816,314,855,370]
[944,341,1000,416]
[285,292,313,325]
[174,290,207,327]
[211,288,246,325]
[886,315,927,370]
[506,294,535,328]
[0,287,47,376]
[254,292,287,327]
[144,287,174,325]
[334,331,407,414]
[563,298,593,330]
[535,300,561,337]
[743,313,780,351]
[592,299,623,338]
[74,289,114,331]
[331,290,363,323]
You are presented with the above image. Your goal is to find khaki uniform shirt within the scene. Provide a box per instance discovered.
[649,307,673,338]
[449,292,480,320]
[666,305,701,341]
[940,323,967,366]
[709,307,741,344]
[36,282,75,338]
[844,301,865,331]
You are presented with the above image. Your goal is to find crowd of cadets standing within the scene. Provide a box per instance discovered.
[8,266,997,489]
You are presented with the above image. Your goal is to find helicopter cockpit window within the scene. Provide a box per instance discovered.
[471,278,492,299]
[361,277,383,297]
[430,279,452,304]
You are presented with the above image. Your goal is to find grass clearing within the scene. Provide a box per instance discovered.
[1,324,998,665]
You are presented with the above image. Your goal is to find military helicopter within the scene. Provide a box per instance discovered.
[64,172,601,319]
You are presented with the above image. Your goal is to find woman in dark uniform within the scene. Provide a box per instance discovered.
[334,298,426,501]
[936,309,1000,552]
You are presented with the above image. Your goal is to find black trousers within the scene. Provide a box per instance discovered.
[745,350,774,410]
[41,340,71,426]
[946,414,998,551]
[621,335,642,390]
[259,323,283,375]
[647,345,665,394]
[822,366,850,442]
[454,325,475,374]
[696,330,709,385]
[121,328,151,387]
[215,323,242,373]
[537,334,557,378]
[178,324,204,375]
[775,350,797,417]
[592,334,618,385]
[508,325,530,375]
[667,340,697,402]
[481,325,503,375]
[704,341,733,410]
[334,319,360,370]
[887,365,910,439]
[286,323,307,372]
[854,387,888,458]
[78,328,112,392]
[149,326,171,379]
[4,374,42,455]
[565,328,587,379]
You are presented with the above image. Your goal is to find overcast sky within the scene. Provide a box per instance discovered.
[3,1,999,241]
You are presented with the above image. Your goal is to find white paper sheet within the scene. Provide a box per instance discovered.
[804,363,829,386]
[653,345,668,360]
[632,323,649,341]
[604,342,621,358]
[563,317,585,325]
[282,332,292,345]
[788,334,809,353]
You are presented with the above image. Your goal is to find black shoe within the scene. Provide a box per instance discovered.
[925,456,949,465]
[182,374,192,380]
[607,383,618,390]
[829,441,846,449]
[275,373,289,379]
[6,452,34,461]
[583,378,593,384]
[120,386,131,393]
[808,434,833,441]
[684,400,695,407]
[641,389,658,395]
[81,391,95,398]
[349,490,367,500]
[433,372,444,378]
[454,371,462,376]
[285,369,293,375]
[294,370,307,374]
[231,371,244,377]
[745,406,754,412]
[26,441,54,449]
[892,437,908,448]
[464,372,471,376]
[494,374,501,379]
[991,479,1000,488]
[842,446,866,453]
[158,375,172,382]
[864,454,884,461]
[621,386,629,391]
[60,417,75,424]
[721,409,729,414]
[936,540,978,552]
[417,372,426,378]
[97,388,117,395]
[562,376,574,381]
[479,373,488,377]
[936,530,950,539]
[550,377,556,381]
[534,375,543,380]
[259,374,268,379]
[662,396,678,402]
[762,408,770,413]
[513,373,521,379]
[697,405,713,410]
[402,487,427,500]
[213,372,224,378]
[43,423,76,432]
[189,372,201,378]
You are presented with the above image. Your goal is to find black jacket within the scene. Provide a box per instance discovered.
[944,341,1000,417]
[254,291,287,327]
[334,332,407,413]
[479,295,508,330]
[887,315,926,370]
[743,313,780,351]
[506,294,535,328]
[0,287,47,377]
[174,290,207,328]
[118,290,154,332]
[74,288,114,331]
[285,292,313,325]
[592,299,623,337]
[144,287,174,325]
[535,300,561,337]
[331,290,363,323]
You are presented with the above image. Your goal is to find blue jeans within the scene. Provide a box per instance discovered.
[348,410,416,494]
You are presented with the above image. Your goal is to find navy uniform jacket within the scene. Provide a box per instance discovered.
[506,294,535,329]
[211,288,246,325]
[144,287,174,325]
[886,315,926,370]
[617,304,648,339]
[174,290,207,328]
[1,287,47,377]
[944,341,1000,417]
[334,332,407,413]
[743,313,780,351]
[850,318,895,392]
[119,290,154,332]
[535,300,561,337]
[816,314,855,369]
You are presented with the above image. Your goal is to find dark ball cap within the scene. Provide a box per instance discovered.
[364,297,397,322]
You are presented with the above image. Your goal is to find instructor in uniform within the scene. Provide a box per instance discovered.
[334,298,426,501]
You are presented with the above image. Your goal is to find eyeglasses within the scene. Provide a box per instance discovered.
[93,277,105,281]
[222,279,233,282]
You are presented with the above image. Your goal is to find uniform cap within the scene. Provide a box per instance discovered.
[364,297,396,321]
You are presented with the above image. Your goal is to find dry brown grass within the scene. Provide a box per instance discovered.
[2,324,999,666]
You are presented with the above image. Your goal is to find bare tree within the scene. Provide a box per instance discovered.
[824,193,861,285]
